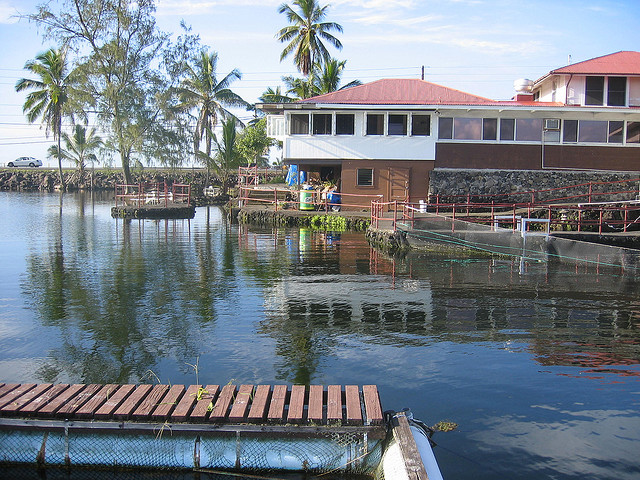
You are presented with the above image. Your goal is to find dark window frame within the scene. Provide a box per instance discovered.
[411,114,431,136]
[366,113,385,135]
[356,167,374,187]
[290,113,310,135]
[388,114,408,136]
[312,113,332,135]
[585,76,605,105]
[438,117,453,139]
[336,114,355,135]
[607,77,627,106]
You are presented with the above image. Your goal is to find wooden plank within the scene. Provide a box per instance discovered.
[327,385,342,424]
[76,384,119,419]
[20,384,70,416]
[94,385,135,419]
[132,384,169,420]
[0,384,19,399]
[267,385,288,423]
[392,412,429,480]
[362,385,384,425]
[0,383,37,410]
[39,384,86,417]
[113,384,153,420]
[152,384,185,421]
[171,384,201,422]
[247,385,270,422]
[56,384,102,417]
[1,384,52,415]
[307,385,324,424]
[345,385,362,425]
[209,384,236,422]
[189,385,219,422]
[229,384,253,422]
[287,385,306,423]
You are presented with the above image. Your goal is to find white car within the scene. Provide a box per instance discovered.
[7,156,42,167]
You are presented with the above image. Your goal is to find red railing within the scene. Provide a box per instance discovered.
[238,185,382,212]
[115,182,191,207]
[374,198,640,235]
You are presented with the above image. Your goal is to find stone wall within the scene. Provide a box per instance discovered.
[428,168,640,204]
[0,168,227,194]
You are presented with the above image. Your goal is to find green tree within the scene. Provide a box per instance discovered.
[314,58,361,94]
[53,124,103,177]
[16,48,83,190]
[259,86,297,104]
[27,0,198,185]
[237,118,276,167]
[212,118,241,194]
[276,0,343,76]
[177,50,248,182]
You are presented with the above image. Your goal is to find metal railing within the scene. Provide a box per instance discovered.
[115,182,191,208]
[238,185,382,212]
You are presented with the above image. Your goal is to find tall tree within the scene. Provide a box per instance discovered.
[177,50,248,182]
[16,48,82,190]
[276,0,343,76]
[26,0,198,185]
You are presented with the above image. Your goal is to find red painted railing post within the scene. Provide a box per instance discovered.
[599,209,603,235]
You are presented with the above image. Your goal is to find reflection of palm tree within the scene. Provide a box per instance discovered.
[276,0,343,76]
[16,48,81,191]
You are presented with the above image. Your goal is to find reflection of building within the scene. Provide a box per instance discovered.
[261,52,640,207]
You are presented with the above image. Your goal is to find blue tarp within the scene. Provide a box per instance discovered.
[285,165,305,186]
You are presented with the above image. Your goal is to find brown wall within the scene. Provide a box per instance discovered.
[340,159,434,207]
[436,143,640,171]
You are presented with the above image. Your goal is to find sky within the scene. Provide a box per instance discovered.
[1,0,639,168]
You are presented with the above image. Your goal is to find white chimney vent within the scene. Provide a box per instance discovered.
[514,78,534,93]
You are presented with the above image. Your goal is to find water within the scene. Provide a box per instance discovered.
[1,191,640,480]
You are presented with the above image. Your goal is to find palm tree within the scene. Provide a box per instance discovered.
[59,125,103,177]
[259,86,297,104]
[314,58,361,95]
[177,50,248,182]
[212,118,240,195]
[276,0,343,76]
[16,48,80,191]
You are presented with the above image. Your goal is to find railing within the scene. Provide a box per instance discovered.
[115,182,191,208]
[237,166,285,186]
[238,185,382,212]
[373,198,640,235]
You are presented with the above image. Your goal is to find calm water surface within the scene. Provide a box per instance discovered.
[1,191,640,480]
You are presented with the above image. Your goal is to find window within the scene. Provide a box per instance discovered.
[483,118,497,140]
[312,114,332,135]
[411,115,430,136]
[607,77,627,106]
[388,114,408,135]
[585,76,604,105]
[579,120,608,143]
[438,117,453,139]
[608,121,624,143]
[453,118,482,140]
[563,120,578,143]
[336,114,355,135]
[366,114,384,135]
[357,168,374,186]
[627,122,640,143]
[515,119,542,141]
[500,119,515,141]
[290,114,309,135]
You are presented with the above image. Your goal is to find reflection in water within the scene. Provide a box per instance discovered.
[2,192,640,480]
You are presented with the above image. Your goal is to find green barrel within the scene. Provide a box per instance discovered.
[299,190,314,210]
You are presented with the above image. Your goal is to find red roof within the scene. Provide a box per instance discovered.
[299,78,496,105]
[549,51,640,76]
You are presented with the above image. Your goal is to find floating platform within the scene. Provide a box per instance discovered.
[0,383,395,474]
[111,205,196,219]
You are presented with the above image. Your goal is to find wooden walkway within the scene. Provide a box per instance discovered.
[0,383,384,429]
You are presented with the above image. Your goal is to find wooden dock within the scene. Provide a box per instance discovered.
[0,382,383,428]
[0,382,389,472]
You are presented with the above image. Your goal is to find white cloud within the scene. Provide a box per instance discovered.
[157,0,280,16]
